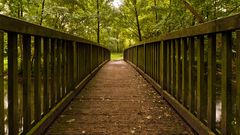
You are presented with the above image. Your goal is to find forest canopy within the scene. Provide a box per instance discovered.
[0,0,240,52]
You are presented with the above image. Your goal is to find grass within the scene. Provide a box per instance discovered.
[111,53,123,61]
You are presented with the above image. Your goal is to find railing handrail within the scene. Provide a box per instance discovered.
[128,13,240,48]
[0,14,109,50]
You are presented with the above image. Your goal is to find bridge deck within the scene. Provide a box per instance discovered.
[46,61,194,134]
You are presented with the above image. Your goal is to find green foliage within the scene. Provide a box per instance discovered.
[0,0,240,52]
[111,53,123,60]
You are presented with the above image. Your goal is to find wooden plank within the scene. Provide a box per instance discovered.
[0,31,4,135]
[144,44,146,73]
[196,36,205,120]
[182,38,188,106]
[175,39,181,100]
[34,36,42,122]
[62,41,67,95]
[167,42,171,92]
[162,41,167,90]
[22,34,31,133]
[56,40,61,101]
[171,40,175,95]
[67,42,72,92]
[207,34,216,130]
[157,43,160,84]
[236,30,240,134]
[43,37,50,114]
[221,32,233,135]
[72,42,77,82]
[8,32,19,135]
[50,39,56,107]
[188,37,195,113]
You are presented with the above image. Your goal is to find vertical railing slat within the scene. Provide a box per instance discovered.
[43,37,50,114]
[188,37,195,113]
[50,39,56,107]
[34,36,42,122]
[221,32,233,135]
[207,34,216,130]
[162,41,167,90]
[236,30,240,134]
[8,32,19,135]
[196,35,205,120]
[0,31,4,135]
[171,41,174,95]
[176,39,181,100]
[167,42,171,92]
[56,40,61,101]
[22,35,31,133]
[182,38,188,106]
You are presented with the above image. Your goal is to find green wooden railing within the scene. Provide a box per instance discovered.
[124,14,240,135]
[0,15,110,134]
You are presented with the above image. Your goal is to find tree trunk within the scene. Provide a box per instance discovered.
[133,0,142,41]
[97,0,100,44]
[180,0,205,23]
[40,0,46,26]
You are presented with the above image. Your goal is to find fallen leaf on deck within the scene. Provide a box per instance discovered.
[66,119,75,123]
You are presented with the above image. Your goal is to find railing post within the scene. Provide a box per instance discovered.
[221,32,233,135]
[22,35,31,133]
[0,31,4,135]
[56,40,61,100]
[34,36,42,122]
[144,44,146,73]
[196,36,205,120]
[175,39,181,100]
[43,37,50,115]
[181,38,188,106]
[8,32,19,135]
[73,42,77,85]
[188,37,195,113]
[207,34,216,130]
[90,44,93,71]
[162,41,167,90]
[50,39,56,108]
[236,30,240,134]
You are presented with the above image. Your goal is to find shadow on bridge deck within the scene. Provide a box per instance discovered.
[46,60,194,134]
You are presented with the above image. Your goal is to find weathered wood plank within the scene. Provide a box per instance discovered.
[0,31,4,135]
[50,39,56,107]
[171,41,174,95]
[8,32,19,135]
[56,40,61,101]
[73,42,77,83]
[221,32,233,135]
[22,34,31,133]
[236,30,240,134]
[62,41,67,95]
[167,42,171,92]
[34,36,42,122]
[207,34,216,131]
[182,38,188,106]
[196,35,204,120]
[175,39,181,100]
[188,37,195,113]
[162,41,167,90]
[43,37,50,114]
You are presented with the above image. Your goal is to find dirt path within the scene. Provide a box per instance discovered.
[46,60,194,135]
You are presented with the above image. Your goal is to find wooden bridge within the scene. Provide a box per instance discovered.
[0,13,240,135]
